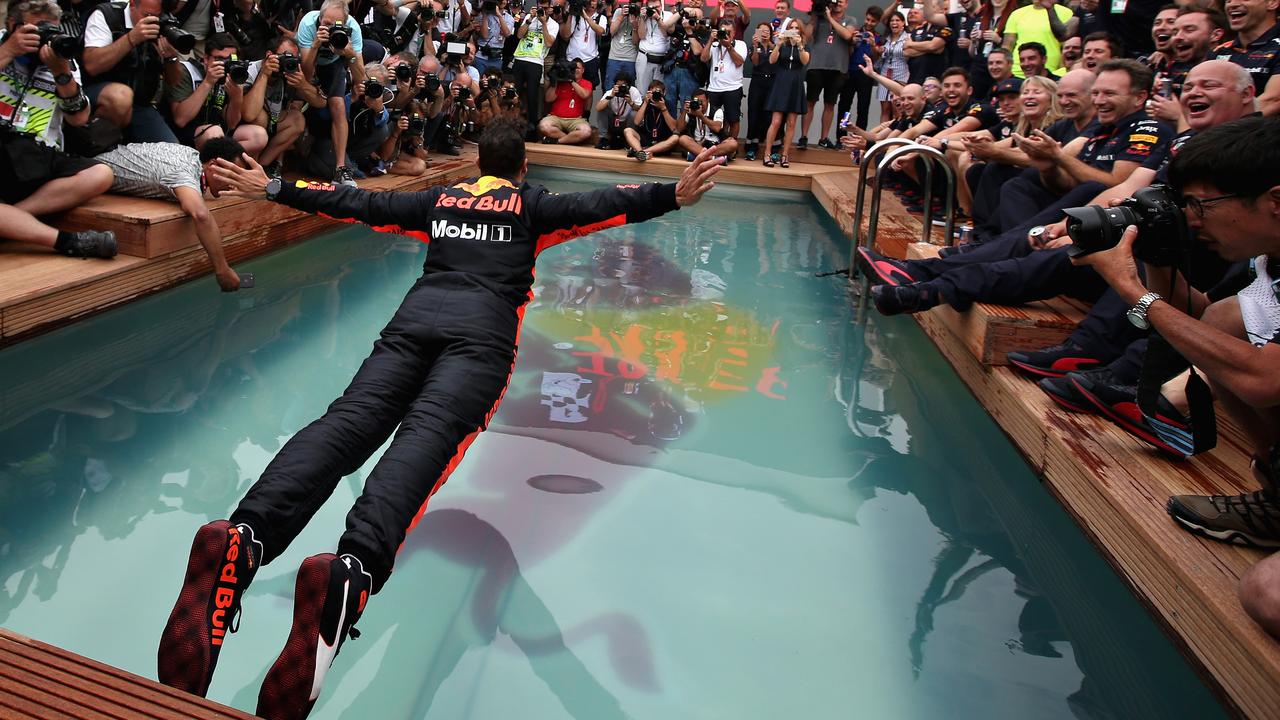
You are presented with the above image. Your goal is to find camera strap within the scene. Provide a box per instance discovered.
[1136,330,1217,458]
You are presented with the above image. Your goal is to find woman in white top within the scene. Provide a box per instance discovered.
[875,12,908,123]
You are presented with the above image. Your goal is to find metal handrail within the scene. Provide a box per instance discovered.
[848,138,918,278]
[907,145,958,248]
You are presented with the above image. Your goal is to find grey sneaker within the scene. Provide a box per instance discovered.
[335,165,357,188]
[635,150,649,162]
[61,230,117,259]
[1167,490,1280,548]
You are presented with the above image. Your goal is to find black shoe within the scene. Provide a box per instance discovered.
[1006,342,1103,379]
[817,137,836,149]
[1037,374,1096,414]
[436,143,461,156]
[870,283,939,316]
[595,138,610,150]
[264,159,283,179]
[158,520,262,697]
[60,230,117,259]
[334,165,357,188]
[540,136,559,144]
[856,246,920,287]
[1069,369,1189,458]
[1167,490,1280,549]
[257,553,372,720]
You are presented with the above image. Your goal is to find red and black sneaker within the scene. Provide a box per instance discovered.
[1006,342,1103,379]
[856,247,921,288]
[158,520,262,697]
[1068,369,1190,459]
[257,553,371,720]
[1036,373,1096,414]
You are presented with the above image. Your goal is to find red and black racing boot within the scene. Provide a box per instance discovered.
[158,520,262,697]
[257,553,372,720]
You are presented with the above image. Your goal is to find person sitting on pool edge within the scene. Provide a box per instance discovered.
[156,116,724,720]
[675,88,738,162]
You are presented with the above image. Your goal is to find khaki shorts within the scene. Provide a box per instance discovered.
[545,115,590,134]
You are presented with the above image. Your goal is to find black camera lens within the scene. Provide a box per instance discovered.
[158,13,197,54]
[688,98,701,111]
[222,59,250,84]
[1063,205,1139,258]
[503,86,517,99]
[395,63,414,81]
[278,52,301,73]
[424,72,441,92]
[36,21,83,60]
[365,79,385,98]
[327,25,350,49]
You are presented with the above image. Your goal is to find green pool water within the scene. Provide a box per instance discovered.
[0,168,1225,719]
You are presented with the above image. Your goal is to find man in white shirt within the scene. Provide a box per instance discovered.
[593,70,644,148]
[81,0,182,143]
[634,0,672,91]
[701,19,746,148]
[512,0,559,137]
[675,87,737,158]
[437,0,474,37]
[559,0,606,93]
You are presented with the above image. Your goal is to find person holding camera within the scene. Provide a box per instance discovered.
[623,78,680,159]
[242,36,321,176]
[593,70,642,148]
[743,22,775,161]
[660,1,708,116]
[1068,118,1280,634]
[0,0,117,260]
[476,69,521,127]
[295,0,366,186]
[559,0,606,95]
[473,0,512,74]
[676,88,737,159]
[538,56,594,143]
[81,0,188,144]
[709,0,749,42]
[797,0,855,150]
[634,0,673,92]
[513,0,559,138]
[221,0,273,61]
[604,0,640,92]
[838,5,883,132]
[165,33,268,157]
[761,22,807,167]
[701,19,746,149]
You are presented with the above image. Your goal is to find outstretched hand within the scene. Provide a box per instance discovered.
[209,154,272,200]
[674,148,724,207]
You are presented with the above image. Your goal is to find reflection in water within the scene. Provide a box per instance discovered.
[0,176,1226,719]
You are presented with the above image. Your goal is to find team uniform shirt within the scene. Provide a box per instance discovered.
[921,99,984,133]
[1003,3,1072,77]
[1091,0,1163,58]
[295,11,365,66]
[1140,128,1193,183]
[97,142,203,199]
[687,105,725,144]
[549,79,593,117]
[988,119,1014,140]
[707,39,747,91]
[1077,111,1171,171]
[0,47,82,149]
[1210,23,1280,95]
[907,23,951,84]
[514,17,560,65]
[945,11,979,68]
[1044,116,1098,144]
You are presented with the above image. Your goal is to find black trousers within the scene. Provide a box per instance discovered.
[837,69,875,130]
[231,279,518,593]
[745,74,774,142]
[513,59,546,137]
[968,162,1024,238]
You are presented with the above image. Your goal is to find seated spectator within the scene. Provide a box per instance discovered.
[1209,0,1280,115]
[92,138,255,290]
[1143,4,1179,73]
[1066,117,1280,639]
[165,33,269,158]
[380,65,446,174]
[623,79,681,160]
[437,40,480,149]
[81,0,179,144]
[1043,67,1098,142]
[1147,8,1229,128]
[594,71,643,149]
[702,18,747,149]
[1018,41,1059,80]
[1081,31,1120,73]
[0,0,117,259]
[538,57,593,144]
[980,46,1015,100]
[675,88,737,159]
[296,0,366,185]
[899,67,986,144]
[242,36,319,176]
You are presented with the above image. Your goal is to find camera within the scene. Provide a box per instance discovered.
[715,28,729,42]
[688,98,701,112]
[455,85,472,99]
[568,0,585,13]
[408,112,426,134]
[327,24,350,50]
[1064,184,1190,267]
[435,9,448,17]
[35,21,83,60]
[158,14,197,54]
[364,79,385,98]
[277,52,301,73]
[226,18,254,49]
[549,59,575,83]
[503,86,518,99]
[810,0,830,14]
[222,59,251,84]
[648,89,663,104]
[536,6,546,17]
[395,63,414,82]
[614,80,630,96]
[482,0,498,12]
[423,71,442,92]
[644,6,656,16]
[628,3,640,14]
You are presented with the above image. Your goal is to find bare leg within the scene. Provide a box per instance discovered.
[623,127,644,153]
[329,96,349,173]
[233,123,270,158]
[803,98,818,137]
[192,124,226,152]
[539,118,565,139]
[782,113,797,157]
[0,203,60,247]
[1241,552,1280,641]
[763,111,784,158]
[93,83,134,128]
[560,123,593,145]
[389,156,426,176]
[14,164,113,217]
[259,111,305,167]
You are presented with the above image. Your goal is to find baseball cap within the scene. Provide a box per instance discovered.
[993,77,1024,95]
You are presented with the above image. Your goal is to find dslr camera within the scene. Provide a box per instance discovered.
[326,24,350,50]
[1064,184,1190,267]
[158,13,197,54]
[548,59,575,83]
[395,63,415,82]
[222,59,251,84]
[503,85,518,99]
[423,71,442,92]
[36,21,83,59]
[364,79,385,98]
[687,97,702,112]
[810,0,830,14]
[715,28,729,43]
[482,0,498,12]
[627,3,641,14]
[568,0,586,13]
[277,52,301,73]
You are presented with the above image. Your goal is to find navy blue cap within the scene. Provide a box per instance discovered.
[993,77,1024,95]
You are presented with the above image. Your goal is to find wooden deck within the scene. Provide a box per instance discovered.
[0,628,255,719]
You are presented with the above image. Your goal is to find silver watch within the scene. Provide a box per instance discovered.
[1126,291,1163,330]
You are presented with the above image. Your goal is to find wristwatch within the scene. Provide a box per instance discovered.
[265,177,282,201]
[1127,291,1163,330]
[54,72,73,86]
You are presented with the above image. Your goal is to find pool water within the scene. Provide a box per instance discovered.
[0,168,1225,719]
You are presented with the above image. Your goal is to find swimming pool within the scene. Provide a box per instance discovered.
[0,167,1224,719]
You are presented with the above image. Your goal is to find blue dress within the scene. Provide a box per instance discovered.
[765,43,807,115]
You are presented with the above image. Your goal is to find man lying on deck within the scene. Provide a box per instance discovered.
[155,116,723,720]
[1073,115,1280,641]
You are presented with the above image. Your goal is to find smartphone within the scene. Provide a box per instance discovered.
[238,272,255,289]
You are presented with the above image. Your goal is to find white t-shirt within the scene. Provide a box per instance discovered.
[0,42,82,148]
[181,0,213,39]
[84,4,133,49]
[690,106,725,143]
[514,17,559,65]
[637,11,675,55]
[604,84,644,124]
[437,0,474,35]
[706,39,746,91]
[564,13,605,62]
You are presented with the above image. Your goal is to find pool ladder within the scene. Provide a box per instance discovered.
[848,139,958,320]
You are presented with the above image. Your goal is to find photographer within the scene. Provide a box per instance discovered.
[513,0,559,137]
[473,0,512,74]
[660,0,707,114]
[1069,119,1280,630]
[634,0,672,91]
[798,0,855,150]
[222,0,273,61]
[477,70,520,126]
[0,0,117,260]
[379,101,433,175]
[701,19,746,148]
[603,0,639,92]
[295,0,367,186]
[559,0,605,94]
[438,38,479,150]
[709,0,749,42]
[81,0,186,143]
[622,78,679,159]
[243,35,320,175]
[593,70,642,148]
[839,6,883,132]
[538,56,593,144]
[301,63,392,177]
[165,33,268,156]
[676,87,736,158]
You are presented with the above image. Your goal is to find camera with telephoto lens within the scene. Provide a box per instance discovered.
[226,18,254,49]
[549,59,575,83]
[326,24,350,49]
[222,59,251,84]
[35,21,83,59]
[364,79,385,98]
[158,13,197,54]
[277,52,301,73]
[1063,184,1190,267]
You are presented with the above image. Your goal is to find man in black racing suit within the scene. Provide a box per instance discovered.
[155,117,722,720]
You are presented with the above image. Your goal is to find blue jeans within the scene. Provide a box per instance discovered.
[472,53,501,75]
[604,58,636,89]
[666,65,698,113]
